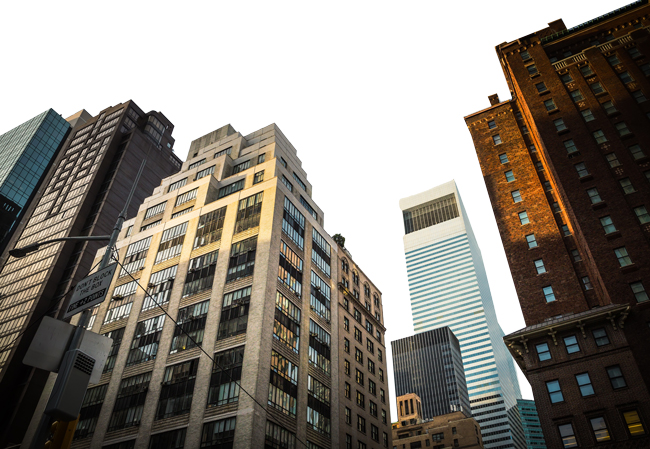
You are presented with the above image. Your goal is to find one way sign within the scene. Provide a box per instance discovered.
[64,263,117,319]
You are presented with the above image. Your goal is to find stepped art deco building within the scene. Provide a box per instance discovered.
[0,101,181,448]
[35,124,393,449]
[399,181,524,449]
[464,1,650,448]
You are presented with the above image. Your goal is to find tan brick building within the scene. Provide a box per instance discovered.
[392,393,483,449]
[26,123,391,449]
[465,2,650,448]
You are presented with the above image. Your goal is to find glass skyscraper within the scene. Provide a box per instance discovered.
[399,180,523,449]
[0,109,70,247]
[516,399,547,449]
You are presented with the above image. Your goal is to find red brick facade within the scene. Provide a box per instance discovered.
[465,2,650,448]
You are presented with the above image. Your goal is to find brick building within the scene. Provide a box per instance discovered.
[392,393,483,449]
[464,1,650,448]
[23,123,392,448]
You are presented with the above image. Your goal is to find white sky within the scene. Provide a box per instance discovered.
[1,0,632,419]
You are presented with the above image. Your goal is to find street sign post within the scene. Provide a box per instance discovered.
[63,263,117,319]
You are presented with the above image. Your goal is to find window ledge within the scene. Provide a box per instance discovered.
[605,230,622,240]
[634,156,650,163]
[621,264,639,274]
[579,174,594,182]
[606,111,620,117]
[557,128,570,135]
[530,73,541,79]
[591,201,607,210]
[620,133,635,140]
[538,90,551,96]
[594,91,609,97]
[547,108,560,115]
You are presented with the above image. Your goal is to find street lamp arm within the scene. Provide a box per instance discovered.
[9,235,111,258]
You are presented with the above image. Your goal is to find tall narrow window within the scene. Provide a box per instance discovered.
[217,286,251,339]
[631,281,649,303]
[536,343,551,361]
[623,411,647,436]
[586,188,602,204]
[606,365,627,389]
[107,372,151,431]
[274,291,300,353]
[310,271,331,321]
[312,229,331,277]
[592,328,610,346]
[208,346,244,407]
[268,350,298,416]
[580,65,594,76]
[505,170,515,182]
[282,197,305,249]
[564,336,580,354]
[226,236,257,282]
[194,207,226,248]
[155,222,188,264]
[493,134,502,145]
[519,211,529,225]
[307,375,331,436]
[534,259,546,274]
[543,286,556,302]
[182,250,218,297]
[576,373,595,396]
[546,380,564,403]
[564,139,578,155]
[279,240,303,296]
[234,192,263,234]
[629,144,646,161]
[74,384,108,439]
[581,109,595,122]
[511,190,522,203]
[620,178,636,194]
[575,162,589,178]
[309,319,331,374]
[619,71,634,84]
[142,265,177,311]
[499,153,508,164]
[558,423,578,448]
[170,300,209,354]
[126,315,165,366]
[526,234,537,248]
[102,327,125,373]
[600,216,617,234]
[156,359,199,420]
[590,417,611,443]
[281,174,293,192]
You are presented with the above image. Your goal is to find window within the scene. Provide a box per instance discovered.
[382,409,387,424]
[367,338,374,353]
[560,73,573,83]
[265,421,296,449]
[564,139,578,155]
[558,423,578,448]
[527,64,538,75]
[232,159,252,174]
[167,178,187,193]
[310,270,331,321]
[561,335,579,354]
[534,259,546,274]
[580,65,594,76]
[176,187,198,205]
[488,120,496,129]
[591,82,605,94]
[616,122,632,137]
[344,317,349,331]
[582,276,593,291]
[600,216,617,234]
[148,428,186,449]
[526,234,537,248]
[312,228,331,277]
[195,165,215,180]
[631,281,649,303]
[521,50,531,60]
[642,63,650,76]
[575,162,589,178]
[575,373,595,396]
[309,319,331,374]
[571,249,582,262]
[536,161,544,171]
[620,178,636,194]
[107,372,151,431]
[105,282,137,324]
[194,207,226,248]
[570,90,584,102]
[587,417,612,446]
[74,384,108,439]
[619,71,634,84]
[283,197,305,249]
[544,99,557,111]
[183,250,218,297]
[623,410,647,436]
[633,90,647,103]
[546,380,564,403]
[586,188,602,204]
[380,388,385,403]
[217,179,244,199]
[170,300,209,354]
[544,180,552,191]
[344,338,350,353]
[369,379,376,395]
[274,291,301,353]
[281,174,293,192]
[188,158,206,170]
[120,236,152,276]
[140,219,162,232]
[268,350,298,416]
[562,224,571,236]
[156,359,199,419]
[354,327,362,342]
[356,369,364,386]
[355,347,363,364]
[292,172,307,191]
[592,328,610,346]
[371,424,379,442]
[505,170,515,182]
[213,146,232,159]
[629,145,646,160]
[144,202,166,219]
[279,240,303,296]
[366,319,373,334]
[126,315,165,366]
[357,415,366,433]
[607,365,627,389]
[102,328,125,373]
[307,376,331,435]
[536,343,551,361]
[201,417,236,448]
[492,134,502,145]
[533,82,547,94]
[554,118,567,131]
[499,153,508,164]
[155,222,188,264]
[581,109,595,122]
[519,211,529,225]
[615,246,632,267]
[543,286,556,302]
[217,286,251,339]
[208,346,244,406]
[226,236,257,282]
[345,407,352,424]
[234,192,263,234]
[279,156,288,168]
[606,153,621,168]
[607,54,621,65]
[368,359,375,375]
[345,381,351,398]
[379,368,384,382]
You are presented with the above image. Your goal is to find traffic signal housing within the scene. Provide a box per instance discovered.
[44,417,78,449]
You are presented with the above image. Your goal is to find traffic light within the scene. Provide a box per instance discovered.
[44,416,78,449]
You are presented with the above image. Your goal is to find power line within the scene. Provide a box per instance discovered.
[114,256,312,448]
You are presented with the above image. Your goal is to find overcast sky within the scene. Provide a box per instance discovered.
[1,0,632,418]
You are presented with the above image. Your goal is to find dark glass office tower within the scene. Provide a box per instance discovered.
[0,101,181,448]
[392,327,471,419]
[0,109,71,251]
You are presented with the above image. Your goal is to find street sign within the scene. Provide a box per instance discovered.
[63,263,117,319]
[23,316,113,384]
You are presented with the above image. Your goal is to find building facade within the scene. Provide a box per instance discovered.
[0,101,181,448]
[399,181,523,449]
[464,1,650,448]
[392,393,484,449]
[0,109,71,251]
[391,327,470,419]
[515,400,546,449]
[36,123,392,449]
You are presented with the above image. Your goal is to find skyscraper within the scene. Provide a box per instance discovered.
[464,1,650,447]
[31,123,392,449]
[515,400,546,449]
[400,180,523,449]
[392,327,470,419]
[0,109,71,251]
[0,101,181,448]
